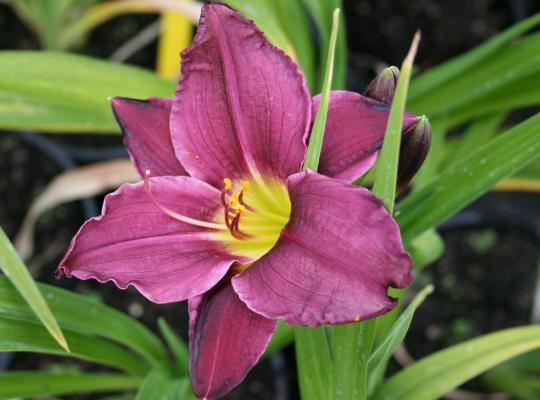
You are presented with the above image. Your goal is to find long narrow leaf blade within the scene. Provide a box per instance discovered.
[0,371,140,399]
[271,0,316,90]
[410,31,540,118]
[0,226,68,351]
[442,113,504,170]
[331,323,367,399]
[372,32,420,212]
[373,325,540,400]
[158,318,189,375]
[368,285,433,395]
[409,12,540,101]
[303,8,340,171]
[135,369,193,400]
[301,0,346,90]
[369,285,434,372]
[441,73,540,128]
[295,326,333,400]
[0,276,166,366]
[0,317,148,376]
[0,51,174,133]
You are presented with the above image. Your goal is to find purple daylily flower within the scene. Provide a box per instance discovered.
[57,4,417,399]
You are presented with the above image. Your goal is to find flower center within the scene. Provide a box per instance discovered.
[217,176,291,261]
[143,170,291,263]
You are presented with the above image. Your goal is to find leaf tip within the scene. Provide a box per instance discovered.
[56,333,70,353]
[404,31,421,65]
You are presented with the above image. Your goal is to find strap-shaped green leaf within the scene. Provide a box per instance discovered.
[8,0,98,50]
[409,12,540,101]
[369,285,433,371]
[0,276,166,366]
[0,227,68,351]
[372,32,419,212]
[331,322,368,399]
[271,0,317,91]
[295,326,333,400]
[0,317,149,376]
[158,317,189,375]
[303,8,340,171]
[300,0,346,90]
[373,325,540,400]
[410,31,540,119]
[367,285,433,394]
[0,51,174,133]
[135,369,193,400]
[0,371,140,399]
[442,113,504,171]
[446,74,540,127]
[482,358,540,399]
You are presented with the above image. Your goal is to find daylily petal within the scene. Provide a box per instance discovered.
[189,281,276,400]
[314,91,418,181]
[57,176,238,303]
[111,97,187,178]
[233,171,412,327]
[171,3,310,187]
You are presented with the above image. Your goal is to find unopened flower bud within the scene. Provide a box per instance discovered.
[397,115,431,193]
[364,66,399,104]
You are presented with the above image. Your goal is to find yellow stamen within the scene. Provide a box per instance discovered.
[214,175,291,261]
[229,192,239,208]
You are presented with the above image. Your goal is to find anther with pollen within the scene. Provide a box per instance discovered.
[238,184,256,212]
[221,178,253,239]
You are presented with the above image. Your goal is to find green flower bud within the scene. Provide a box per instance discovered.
[397,115,431,192]
[364,66,399,104]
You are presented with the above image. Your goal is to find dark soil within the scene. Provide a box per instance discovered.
[410,229,538,356]
[344,0,540,89]
[1,1,540,399]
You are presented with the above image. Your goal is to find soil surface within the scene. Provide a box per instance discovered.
[1,1,540,399]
